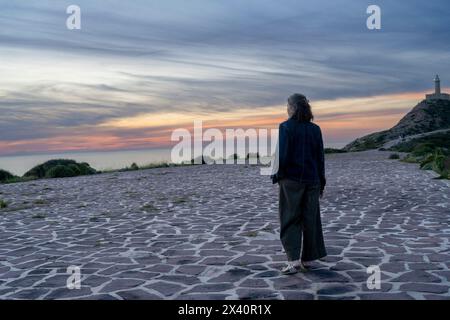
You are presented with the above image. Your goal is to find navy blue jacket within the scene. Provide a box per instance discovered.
[272,118,326,188]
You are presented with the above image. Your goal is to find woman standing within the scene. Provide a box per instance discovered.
[271,93,327,275]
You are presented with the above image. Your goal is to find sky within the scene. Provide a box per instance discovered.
[1,0,450,156]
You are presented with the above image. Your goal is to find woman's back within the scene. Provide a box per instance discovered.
[278,118,325,185]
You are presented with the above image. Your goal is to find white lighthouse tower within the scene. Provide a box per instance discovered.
[434,75,441,94]
[426,74,450,101]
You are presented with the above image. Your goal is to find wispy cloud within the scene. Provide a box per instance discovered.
[1,0,450,155]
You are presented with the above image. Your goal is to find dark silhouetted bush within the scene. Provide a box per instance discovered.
[324,148,347,154]
[130,163,139,170]
[45,165,76,178]
[24,159,96,179]
[0,169,15,182]
[0,200,7,208]
[389,153,400,159]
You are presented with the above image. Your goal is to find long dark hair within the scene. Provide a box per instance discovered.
[288,93,314,122]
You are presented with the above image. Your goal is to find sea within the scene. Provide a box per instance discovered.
[0,142,346,176]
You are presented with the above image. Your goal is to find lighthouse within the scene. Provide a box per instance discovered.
[426,74,450,101]
[434,74,441,94]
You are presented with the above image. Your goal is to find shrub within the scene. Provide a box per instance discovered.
[412,143,435,157]
[130,163,139,170]
[68,164,81,176]
[420,149,449,178]
[24,159,96,179]
[45,165,76,178]
[0,200,7,208]
[0,169,15,182]
[389,153,400,159]
[191,156,206,165]
[325,148,347,154]
[78,162,97,175]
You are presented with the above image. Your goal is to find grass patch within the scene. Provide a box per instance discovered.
[389,153,400,159]
[141,203,158,212]
[32,213,47,219]
[33,199,48,205]
[241,230,259,237]
[324,148,347,154]
[390,131,450,179]
[173,197,188,204]
[0,200,8,209]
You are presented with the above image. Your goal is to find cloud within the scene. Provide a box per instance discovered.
[1,0,450,154]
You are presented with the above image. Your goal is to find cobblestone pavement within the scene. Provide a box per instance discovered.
[0,151,449,300]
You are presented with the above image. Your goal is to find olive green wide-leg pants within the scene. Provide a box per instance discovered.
[278,179,327,262]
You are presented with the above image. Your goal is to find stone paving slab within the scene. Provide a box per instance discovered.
[0,150,449,300]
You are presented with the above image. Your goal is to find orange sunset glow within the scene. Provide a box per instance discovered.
[0,90,435,156]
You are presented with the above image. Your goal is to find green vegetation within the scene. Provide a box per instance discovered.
[390,132,450,179]
[115,162,140,172]
[0,200,7,209]
[102,162,179,174]
[1,159,97,184]
[24,159,96,179]
[345,99,450,152]
[0,169,15,182]
[241,230,259,237]
[389,131,450,155]
[324,148,347,154]
[33,199,48,205]
[389,153,400,160]
[416,149,450,179]
[246,152,261,159]
[32,213,46,219]
[141,203,158,212]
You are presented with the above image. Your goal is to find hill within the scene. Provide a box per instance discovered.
[344,99,450,151]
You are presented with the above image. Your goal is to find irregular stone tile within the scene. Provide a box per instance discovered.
[359,292,414,300]
[176,265,207,276]
[330,262,364,271]
[81,294,118,300]
[178,294,230,300]
[97,264,138,276]
[281,291,314,300]
[236,289,281,300]
[317,284,358,295]
[229,255,269,266]
[422,294,450,300]
[115,271,158,280]
[399,283,449,294]
[254,271,279,278]
[240,279,268,288]
[83,275,111,287]
[7,288,50,299]
[6,276,43,288]
[304,269,351,283]
[45,287,93,299]
[201,257,231,265]
[116,289,162,300]
[157,275,200,286]
[144,264,174,273]
[187,283,234,293]
[271,276,312,290]
[99,279,145,293]
[391,271,441,283]
[208,268,252,283]
[145,281,185,297]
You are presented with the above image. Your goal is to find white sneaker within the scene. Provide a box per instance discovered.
[281,262,298,275]
[293,260,308,272]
